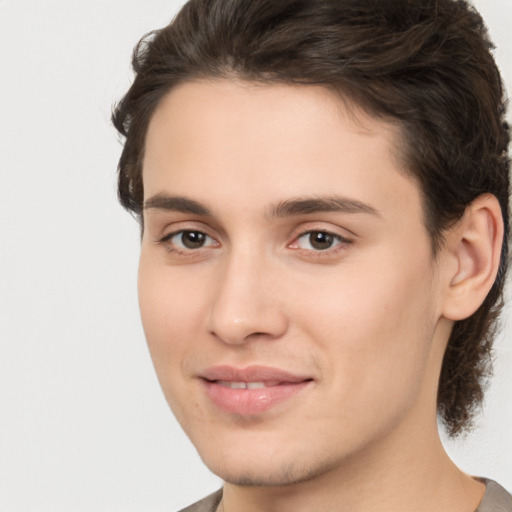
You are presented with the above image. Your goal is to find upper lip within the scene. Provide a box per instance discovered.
[200,365,312,384]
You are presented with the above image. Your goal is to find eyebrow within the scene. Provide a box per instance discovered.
[142,193,380,219]
[269,196,380,218]
[143,194,212,216]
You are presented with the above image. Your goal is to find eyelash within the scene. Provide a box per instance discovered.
[157,228,352,257]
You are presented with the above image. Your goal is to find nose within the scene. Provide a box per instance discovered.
[206,250,288,345]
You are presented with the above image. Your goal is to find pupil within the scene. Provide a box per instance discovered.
[310,231,333,250]
[182,231,205,249]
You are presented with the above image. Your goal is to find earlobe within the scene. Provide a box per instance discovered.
[442,194,503,321]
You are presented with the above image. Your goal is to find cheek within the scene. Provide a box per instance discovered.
[137,258,210,422]
[137,257,200,366]
[296,255,436,393]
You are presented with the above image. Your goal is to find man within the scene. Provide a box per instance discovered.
[113,0,511,510]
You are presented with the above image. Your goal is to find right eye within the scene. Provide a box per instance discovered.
[160,230,217,251]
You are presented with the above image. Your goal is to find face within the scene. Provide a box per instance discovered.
[139,80,452,486]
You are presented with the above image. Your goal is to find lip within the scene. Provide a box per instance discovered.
[200,365,314,416]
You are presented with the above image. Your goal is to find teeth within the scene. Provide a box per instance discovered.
[217,381,267,389]
[246,382,265,389]
[230,381,247,389]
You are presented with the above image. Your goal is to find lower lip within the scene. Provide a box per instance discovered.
[203,380,312,416]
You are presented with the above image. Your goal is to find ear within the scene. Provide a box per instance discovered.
[441,194,504,321]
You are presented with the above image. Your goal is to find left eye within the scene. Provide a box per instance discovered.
[165,230,216,250]
[295,231,345,251]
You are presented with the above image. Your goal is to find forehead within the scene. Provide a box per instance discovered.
[143,79,423,227]
[145,80,402,165]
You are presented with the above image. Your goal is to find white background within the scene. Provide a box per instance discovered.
[0,1,511,511]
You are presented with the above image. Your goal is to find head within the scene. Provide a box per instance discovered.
[113,0,509,460]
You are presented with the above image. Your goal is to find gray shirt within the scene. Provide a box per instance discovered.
[179,479,512,512]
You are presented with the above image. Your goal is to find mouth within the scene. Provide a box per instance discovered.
[200,366,314,416]
[216,380,281,389]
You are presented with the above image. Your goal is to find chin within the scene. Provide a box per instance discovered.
[207,461,319,488]
[199,443,337,488]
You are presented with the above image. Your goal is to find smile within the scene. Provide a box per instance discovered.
[200,366,313,416]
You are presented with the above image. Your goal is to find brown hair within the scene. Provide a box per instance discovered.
[112,0,510,436]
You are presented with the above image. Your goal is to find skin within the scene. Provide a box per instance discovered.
[138,80,498,511]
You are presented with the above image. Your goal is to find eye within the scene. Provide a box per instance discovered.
[162,230,217,251]
[294,230,348,251]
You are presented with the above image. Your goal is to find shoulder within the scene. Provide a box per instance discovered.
[476,479,512,512]
[177,489,223,512]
